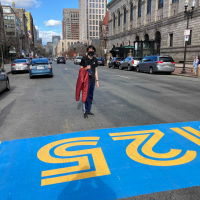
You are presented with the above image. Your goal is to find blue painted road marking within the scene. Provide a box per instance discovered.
[1,121,200,200]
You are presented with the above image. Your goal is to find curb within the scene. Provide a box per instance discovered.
[172,73,198,78]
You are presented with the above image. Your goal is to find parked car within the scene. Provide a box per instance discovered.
[29,58,53,79]
[136,55,175,74]
[97,58,105,66]
[11,59,30,74]
[54,57,58,61]
[57,57,66,64]
[74,57,83,65]
[0,68,10,93]
[108,57,124,68]
[119,57,142,71]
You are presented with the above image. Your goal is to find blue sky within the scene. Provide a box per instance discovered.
[1,0,111,45]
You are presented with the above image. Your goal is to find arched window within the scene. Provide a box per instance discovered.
[144,34,149,41]
[130,3,133,20]
[147,0,151,14]
[158,0,163,9]
[113,14,115,28]
[135,36,139,41]
[138,0,141,17]
[124,7,126,24]
[118,11,120,26]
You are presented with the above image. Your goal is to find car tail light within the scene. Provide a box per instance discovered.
[23,63,27,65]
[171,62,175,64]
[48,64,52,69]
[155,61,163,64]
[115,61,118,63]
[29,65,33,70]
[132,60,134,64]
[11,64,15,66]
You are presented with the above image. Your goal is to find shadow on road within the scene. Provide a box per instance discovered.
[57,167,116,200]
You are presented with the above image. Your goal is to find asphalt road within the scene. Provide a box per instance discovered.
[1,60,200,199]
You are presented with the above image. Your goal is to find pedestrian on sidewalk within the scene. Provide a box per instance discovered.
[80,45,99,118]
[193,56,199,75]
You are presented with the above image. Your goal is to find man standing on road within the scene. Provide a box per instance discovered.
[80,45,99,118]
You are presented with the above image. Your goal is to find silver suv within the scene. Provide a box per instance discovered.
[136,55,175,74]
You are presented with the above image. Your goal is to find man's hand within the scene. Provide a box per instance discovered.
[96,81,99,88]
[86,65,91,69]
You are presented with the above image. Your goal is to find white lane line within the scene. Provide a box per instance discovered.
[65,68,68,70]
[117,75,131,79]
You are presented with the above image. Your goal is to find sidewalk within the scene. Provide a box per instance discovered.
[1,64,12,74]
[172,63,197,78]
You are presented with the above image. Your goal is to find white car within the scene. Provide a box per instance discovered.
[54,57,58,61]
[74,57,83,65]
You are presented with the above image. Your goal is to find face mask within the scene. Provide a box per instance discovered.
[88,51,95,56]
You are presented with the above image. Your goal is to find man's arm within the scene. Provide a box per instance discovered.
[95,67,99,88]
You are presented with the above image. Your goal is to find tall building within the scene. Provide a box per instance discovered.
[36,29,39,40]
[63,8,79,40]
[38,38,42,44]
[52,35,61,56]
[79,0,108,41]
[0,3,6,49]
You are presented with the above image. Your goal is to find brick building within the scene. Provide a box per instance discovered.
[63,8,79,40]
[107,0,200,62]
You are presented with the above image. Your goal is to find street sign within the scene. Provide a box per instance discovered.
[22,50,24,56]
[185,35,189,41]
[104,49,107,54]
[184,29,190,36]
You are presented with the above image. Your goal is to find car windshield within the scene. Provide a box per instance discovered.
[13,60,27,63]
[134,58,142,61]
[117,58,123,61]
[159,57,174,62]
[31,59,48,65]
[77,57,82,59]
[58,57,64,59]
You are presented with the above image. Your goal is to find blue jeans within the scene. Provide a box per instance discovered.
[85,82,95,113]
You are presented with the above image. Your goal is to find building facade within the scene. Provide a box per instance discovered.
[79,0,108,41]
[0,3,6,49]
[3,5,21,58]
[107,0,200,62]
[52,35,61,56]
[63,8,79,40]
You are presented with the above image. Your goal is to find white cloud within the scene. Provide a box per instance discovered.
[39,30,62,45]
[1,0,42,9]
[44,19,62,27]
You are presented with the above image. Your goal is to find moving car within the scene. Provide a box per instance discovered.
[97,58,105,66]
[29,58,53,79]
[57,56,66,64]
[108,57,124,68]
[136,55,175,74]
[74,57,82,65]
[54,57,58,61]
[11,59,30,74]
[119,57,142,71]
[0,68,10,93]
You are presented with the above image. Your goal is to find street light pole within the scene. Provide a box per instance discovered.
[182,0,195,74]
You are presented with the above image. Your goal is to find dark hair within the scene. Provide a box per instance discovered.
[87,45,96,52]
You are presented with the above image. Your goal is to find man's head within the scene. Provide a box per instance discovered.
[87,45,96,57]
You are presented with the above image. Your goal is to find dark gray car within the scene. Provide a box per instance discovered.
[0,69,10,93]
[136,55,175,74]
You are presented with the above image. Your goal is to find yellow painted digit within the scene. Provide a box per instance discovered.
[37,137,110,186]
[110,129,196,166]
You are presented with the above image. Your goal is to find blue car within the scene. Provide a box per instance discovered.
[29,58,53,79]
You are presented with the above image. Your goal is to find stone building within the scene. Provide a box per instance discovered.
[107,0,200,62]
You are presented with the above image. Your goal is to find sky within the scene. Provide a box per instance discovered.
[1,0,111,45]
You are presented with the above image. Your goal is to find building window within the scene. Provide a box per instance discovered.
[118,11,120,26]
[138,0,141,17]
[147,0,151,14]
[169,34,173,47]
[158,0,163,9]
[124,7,126,24]
[113,14,115,28]
[130,4,133,20]
[187,30,192,45]
[172,0,179,2]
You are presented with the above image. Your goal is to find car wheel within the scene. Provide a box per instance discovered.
[112,64,115,69]
[127,65,131,71]
[50,74,53,78]
[5,79,10,91]
[12,71,15,74]
[119,65,123,70]
[149,67,154,74]
[167,72,172,75]
[136,66,140,72]
[108,64,110,68]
